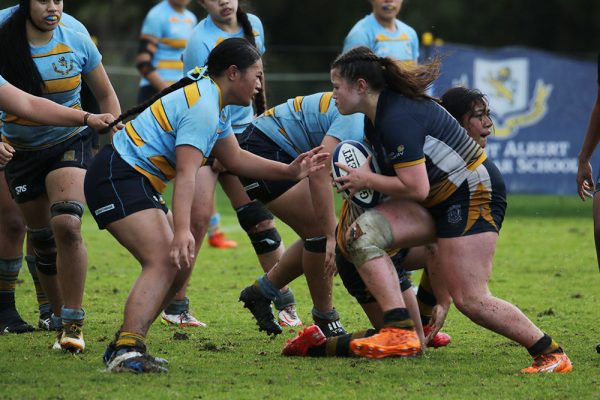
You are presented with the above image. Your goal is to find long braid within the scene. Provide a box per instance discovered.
[104,76,193,132]
[236,5,266,114]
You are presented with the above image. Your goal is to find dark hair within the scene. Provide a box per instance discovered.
[236,4,266,114]
[0,1,46,95]
[440,87,487,123]
[105,38,261,131]
[330,46,440,101]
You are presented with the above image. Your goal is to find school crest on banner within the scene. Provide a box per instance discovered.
[474,58,553,139]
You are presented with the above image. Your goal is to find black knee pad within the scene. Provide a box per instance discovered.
[236,201,273,232]
[27,227,57,275]
[248,228,281,255]
[51,201,84,220]
[304,236,327,253]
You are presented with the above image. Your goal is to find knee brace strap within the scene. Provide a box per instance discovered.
[346,210,394,267]
[51,201,84,220]
[248,228,281,255]
[303,235,327,253]
[27,227,57,276]
[236,201,274,232]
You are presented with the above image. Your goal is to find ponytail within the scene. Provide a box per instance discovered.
[331,47,440,101]
[105,39,262,132]
[236,7,256,47]
[0,2,46,95]
[236,5,267,114]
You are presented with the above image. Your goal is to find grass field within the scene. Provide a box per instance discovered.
[1,193,599,399]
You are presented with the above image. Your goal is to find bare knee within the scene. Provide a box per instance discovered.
[0,212,26,243]
[190,213,210,242]
[452,290,490,322]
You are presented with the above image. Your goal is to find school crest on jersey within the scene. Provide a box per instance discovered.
[473,58,553,139]
[447,204,462,224]
[52,56,74,76]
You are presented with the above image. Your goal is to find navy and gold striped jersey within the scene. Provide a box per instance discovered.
[1,25,101,150]
[112,76,233,193]
[251,92,364,157]
[365,89,487,207]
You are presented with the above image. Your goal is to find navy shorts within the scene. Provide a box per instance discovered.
[428,159,507,238]
[237,125,297,204]
[4,128,93,203]
[84,145,168,229]
[337,247,412,305]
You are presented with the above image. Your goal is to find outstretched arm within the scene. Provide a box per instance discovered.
[212,135,328,181]
[0,81,118,131]
[577,83,600,200]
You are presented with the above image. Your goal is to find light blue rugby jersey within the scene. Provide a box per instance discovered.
[182,14,265,134]
[112,75,233,194]
[139,0,197,88]
[0,75,6,87]
[252,92,365,158]
[343,13,419,62]
[1,25,101,150]
[0,6,91,38]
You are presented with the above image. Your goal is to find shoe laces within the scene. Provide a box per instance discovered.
[531,352,561,367]
[380,327,417,343]
[179,311,195,323]
[63,323,82,336]
[282,305,298,318]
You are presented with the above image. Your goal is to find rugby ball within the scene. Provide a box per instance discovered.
[331,140,382,208]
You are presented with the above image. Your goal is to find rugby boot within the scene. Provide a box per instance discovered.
[350,327,421,358]
[277,305,303,328]
[239,285,282,336]
[282,324,326,356]
[208,231,238,249]
[0,309,34,334]
[423,324,451,348]
[520,349,573,374]
[161,310,207,327]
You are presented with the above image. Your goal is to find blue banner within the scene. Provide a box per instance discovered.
[429,43,596,195]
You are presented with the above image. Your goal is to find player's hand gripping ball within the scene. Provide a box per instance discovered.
[331,140,382,208]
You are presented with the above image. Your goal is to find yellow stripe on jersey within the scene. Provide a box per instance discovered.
[157,60,184,70]
[150,99,174,132]
[125,122,145,146]
[32,43,72,58]
[422,180,458,208]
[394,157,426,169]
[293,96,304,112]
[319,92,333,113]
[183,83,201,109]
[263,107,275,117]
[4,103,81,126]
[133,165,167,193]
[159,38,187,49]
[375,33,410,42]
[44,74,81,94]
[278,128,301,154]
[467,152,487,171]
[149,156,176,181]
[463,182,497,234]
[1,129,80,150]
